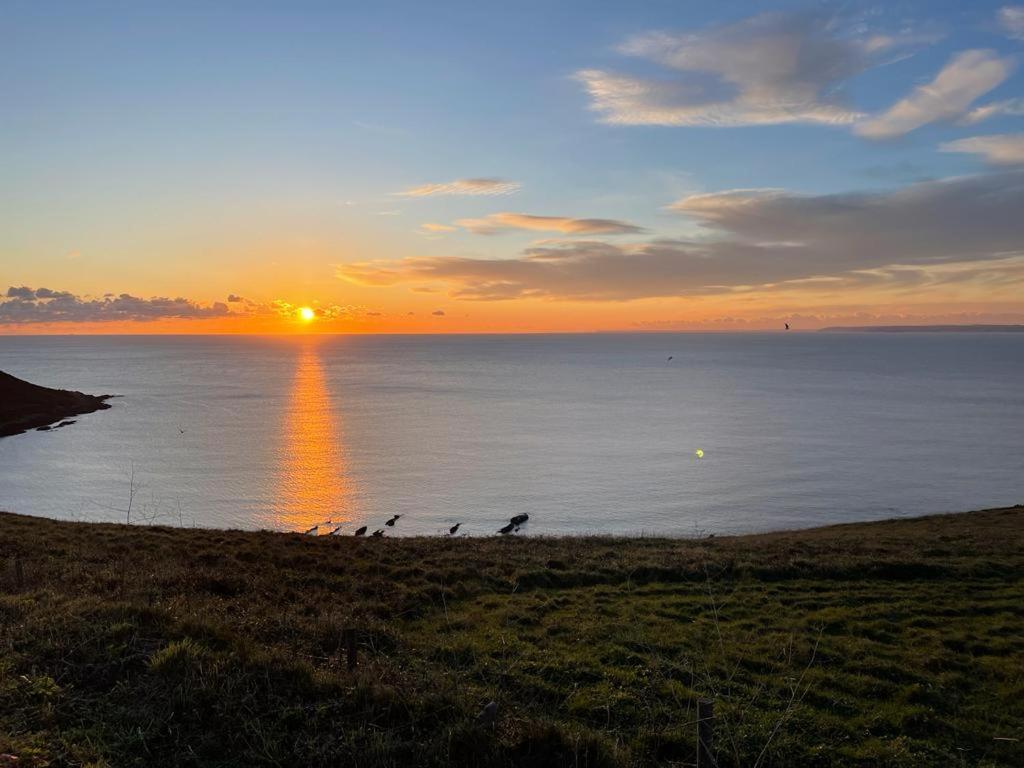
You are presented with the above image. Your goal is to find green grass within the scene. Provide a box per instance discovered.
[1,507,1022,767]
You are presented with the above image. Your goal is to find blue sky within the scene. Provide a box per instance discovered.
[2,1,1024,330]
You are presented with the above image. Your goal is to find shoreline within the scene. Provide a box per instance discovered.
[2,503,1021,541]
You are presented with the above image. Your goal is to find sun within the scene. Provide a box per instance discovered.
[298,307,316,322]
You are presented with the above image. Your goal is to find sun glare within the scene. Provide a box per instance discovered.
[299,307,316,322]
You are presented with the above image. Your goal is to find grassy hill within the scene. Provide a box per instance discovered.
[1,507,1022,767]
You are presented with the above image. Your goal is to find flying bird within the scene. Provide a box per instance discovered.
[354,526,367,537]
[178,427,185,434]
[303,525,318,535]
[448,523,461,536]
[667,356,673,362]
[385,514,402,527]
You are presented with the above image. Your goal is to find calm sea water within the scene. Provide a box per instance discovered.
[1,333,1021,536]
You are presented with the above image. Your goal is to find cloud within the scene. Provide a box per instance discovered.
[941,134,1024,165]
[0,288,230,323]
[338,172,1024,301]
[855,50,1014,139]
[574,11,933,128]
[960,97,1024,124]
[999,6,1024,39]
[227,294,244,302]
[455,212,643,235]
[397,178,521,197]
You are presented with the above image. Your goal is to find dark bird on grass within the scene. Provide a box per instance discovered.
[354,526,367,536]
[372,529,384,537]
[785,323,790,330]
[498,522,515,535]
[448,523,461,536]
[385,514,401,527]
[476,700,498,728]
[510,513,529,526]
[303,525,318,535]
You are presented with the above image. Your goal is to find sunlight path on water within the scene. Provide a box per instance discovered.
[273,342,352,532]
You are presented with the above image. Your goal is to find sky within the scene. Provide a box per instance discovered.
[2,0,1024,333]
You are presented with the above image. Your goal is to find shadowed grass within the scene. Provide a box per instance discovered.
[1,506,1022,766]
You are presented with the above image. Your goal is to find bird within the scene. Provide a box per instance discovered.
[498,522,515,535]
[371,529,384,537]
[303,525,318,535]
[354,526,367,536]
[667,356,673,362]
[476,700,498,728]
[510,513,529,526]
[330,525,343,535]
[785,322,790,330]
[178,427,186,434]
[385,514,401,527]
[448,523,461,536]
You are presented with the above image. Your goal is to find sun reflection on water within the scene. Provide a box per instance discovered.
[274,343,352,531]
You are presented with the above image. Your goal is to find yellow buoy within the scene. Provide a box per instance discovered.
[695,448,704,459]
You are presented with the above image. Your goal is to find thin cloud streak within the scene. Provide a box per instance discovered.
[941,134,1024,165]
[855,50,1014,139]
[397,178,521,197]
[960,97,1024,124]
[455,213,644,236]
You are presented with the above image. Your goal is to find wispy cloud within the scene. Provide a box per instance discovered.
[397,178,521,197]
[941,134,1024,165]
[999,6,1024,39]
[455,212,643,236]
[420,223,458,233]
[855,50,1014,139]
[959,97,1024,124]
[575,11,934,128]
[338,172,1024,301]
[0,287,230,323]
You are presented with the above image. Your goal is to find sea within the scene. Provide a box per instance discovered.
[1,333,1021,536]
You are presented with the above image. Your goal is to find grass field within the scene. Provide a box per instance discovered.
[1,507,1022,767]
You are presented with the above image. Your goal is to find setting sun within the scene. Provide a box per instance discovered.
[299,307,315,322]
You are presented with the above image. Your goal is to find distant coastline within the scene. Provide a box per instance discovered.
[0,370,113,437]
[818,324,1024,333]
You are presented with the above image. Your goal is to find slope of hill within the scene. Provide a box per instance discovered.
[1,506,1022,767]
